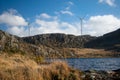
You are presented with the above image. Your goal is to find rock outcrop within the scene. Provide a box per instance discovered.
[82,69,120,80]
[22,33,95,48]
[0,28,120,58]
[0,30,19,52]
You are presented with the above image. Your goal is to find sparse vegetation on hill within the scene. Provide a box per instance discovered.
[22,33,94,48]
[85,28,120,52]
[0,29,120,58]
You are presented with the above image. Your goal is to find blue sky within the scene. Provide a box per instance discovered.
[0,0,120,37]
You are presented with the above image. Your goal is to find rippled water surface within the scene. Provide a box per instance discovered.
[64,58,120,71]
[47,58,120,71]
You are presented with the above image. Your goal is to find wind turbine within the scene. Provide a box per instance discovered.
[28,22,30,36]
[77,16,85,35]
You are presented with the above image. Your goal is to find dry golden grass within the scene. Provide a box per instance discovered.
[63,48,115,57]
[64,48,111,54]
[0,53,82,80]
[0,53,41,80]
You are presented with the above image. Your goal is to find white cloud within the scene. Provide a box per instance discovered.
[8,13,77,37]
[84,15,120,36]
[65,7,70,10]
[68,1,74,5]
[38,13,51,19]
[55,1,74,16]
[7,26,28,37]
[36,19,59,30]
[6,13,120,37]
[33,18,77,35]
[60,10,73,16]
[99,0,116,7]
[37,13,58,20]
[0,9,28,26]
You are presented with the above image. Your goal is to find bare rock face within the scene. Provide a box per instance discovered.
[0,30,19,52]
[0,30,95,57]
[22,33,95,48]
[21,34,96,58]
[0,28,120,57]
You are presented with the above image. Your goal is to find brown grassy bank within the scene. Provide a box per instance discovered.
[0,53,82,80]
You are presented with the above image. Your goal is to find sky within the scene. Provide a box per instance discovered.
[0,0,120,37]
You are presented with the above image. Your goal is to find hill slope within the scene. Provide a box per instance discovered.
[0,30,19,52]
[0,29,120,58]
[0,30,95,58]
[22,33,94,48]
[85,28,120,52]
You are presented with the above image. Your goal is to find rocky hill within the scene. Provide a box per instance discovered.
[0,30,19,52]
[0,30,38,55]
[0,30,95,58]
[85,28,120,52]
[22,33,95,48]
[0,29,120,58]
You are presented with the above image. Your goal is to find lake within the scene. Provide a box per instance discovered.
[49,58,120,71]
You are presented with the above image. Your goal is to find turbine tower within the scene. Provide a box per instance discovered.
[78,16,85,35]
[28,23,30,36]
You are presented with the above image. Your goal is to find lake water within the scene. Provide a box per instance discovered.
[50,58,120,71]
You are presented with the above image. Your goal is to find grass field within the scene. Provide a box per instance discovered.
[0,53,82,80]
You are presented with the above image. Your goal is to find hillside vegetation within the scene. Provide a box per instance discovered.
[85,28,120,52]
[0,29,120,58]
[22,33,94,48]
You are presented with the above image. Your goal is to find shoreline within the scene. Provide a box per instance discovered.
[81,69,120,80]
